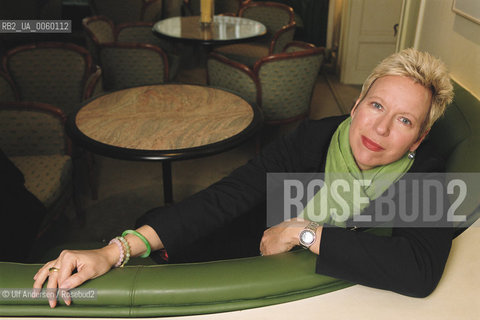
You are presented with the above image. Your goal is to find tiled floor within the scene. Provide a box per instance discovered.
[32,61,361,261]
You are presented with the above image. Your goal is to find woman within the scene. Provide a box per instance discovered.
[34,48,454,307]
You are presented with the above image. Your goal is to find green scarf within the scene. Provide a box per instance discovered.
[300,117,414,227]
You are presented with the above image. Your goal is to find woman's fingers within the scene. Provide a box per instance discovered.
[33,249,116,308]
[32,251,79,307]
[33,261,56,293]
[46,267,61,308]
[60,270,93,292]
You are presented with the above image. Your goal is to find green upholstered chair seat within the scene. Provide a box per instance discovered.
[10,155,72,208]
[0,250,352,317]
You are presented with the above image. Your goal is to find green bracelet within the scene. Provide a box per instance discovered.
[122,230,151,258]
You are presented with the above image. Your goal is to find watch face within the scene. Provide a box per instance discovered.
[300,230,315,246]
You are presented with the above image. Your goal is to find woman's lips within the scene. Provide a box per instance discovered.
[361,136,384,152]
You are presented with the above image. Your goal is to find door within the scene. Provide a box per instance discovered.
[338,0,404,84]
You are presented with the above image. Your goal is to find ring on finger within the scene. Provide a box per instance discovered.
[49,267,60,273]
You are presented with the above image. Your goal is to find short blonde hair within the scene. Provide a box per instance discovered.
[358,48,454,134]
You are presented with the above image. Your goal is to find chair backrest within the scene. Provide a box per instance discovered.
[207,52,258,105]
[82,15,115,64]
[253,42,324,123]
[184,0,249,15]
[238,1,294,41]
[2,42,93,115]
[99,42,169,91]
[428,83,480,232]
[0,101,68,156]
[89,0,163,24]
[116,21,170,49]
[0,71,18,102]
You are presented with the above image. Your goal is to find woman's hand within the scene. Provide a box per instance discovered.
[32,244,118,308]
[259,219,308,256]
[260,219,323,256]
[32,225,163,308]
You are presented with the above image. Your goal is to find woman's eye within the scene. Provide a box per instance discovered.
[372,102,382,110]
[400,117,412,125]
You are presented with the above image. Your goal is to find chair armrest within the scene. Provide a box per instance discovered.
[270,23,296,54]
[83,65,103,100]
[207,52,258,105]
[0,250,352,317]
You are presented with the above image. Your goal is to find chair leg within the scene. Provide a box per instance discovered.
[86,151,98,200]
[71,163,86,227]
[255,131,262,155]
[73,189,86,226]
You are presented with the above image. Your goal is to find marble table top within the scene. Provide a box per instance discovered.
[153,16,267,45]
[72,84,259,159]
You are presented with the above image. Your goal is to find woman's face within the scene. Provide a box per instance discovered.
[349,75,432,171]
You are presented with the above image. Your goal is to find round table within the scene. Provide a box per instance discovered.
[153,15,267,45]
[68,84,262,204]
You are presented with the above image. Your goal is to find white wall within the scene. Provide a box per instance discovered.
[415,0,480,98]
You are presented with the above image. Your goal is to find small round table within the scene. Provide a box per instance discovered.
[153,15,267,45]
[68,84,262,204]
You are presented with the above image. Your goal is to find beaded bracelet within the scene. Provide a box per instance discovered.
[122,229,151,258]
[117,236,131,267]
[108,237,125,268]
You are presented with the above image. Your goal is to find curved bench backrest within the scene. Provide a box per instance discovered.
[428,82,480,233]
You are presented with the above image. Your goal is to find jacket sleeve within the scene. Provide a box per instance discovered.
[136,118,330,255]
[316,144,453,297]
[317,226,452,297]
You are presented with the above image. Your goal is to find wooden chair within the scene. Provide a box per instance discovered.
[88,0,163,24]
[83,16,180,81]
[208,41,324,149]
[99,42,169,90]
[2,42,102,200]
[0,101,84,235]
[213,1,296,66]
[1,42,102,116]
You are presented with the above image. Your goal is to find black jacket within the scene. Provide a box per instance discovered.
[137,115,452,297]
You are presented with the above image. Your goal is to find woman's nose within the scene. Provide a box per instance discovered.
[375,116,391,136]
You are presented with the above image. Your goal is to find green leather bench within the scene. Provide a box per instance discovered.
[1,81,479,317]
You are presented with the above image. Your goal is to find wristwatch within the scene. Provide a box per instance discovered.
[299,221,320,249]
